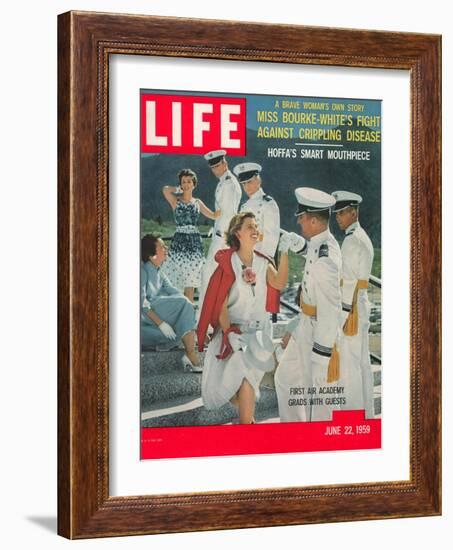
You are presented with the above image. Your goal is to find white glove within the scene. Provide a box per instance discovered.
[207,227,214,238]
[228,332,244,352]
[278,232,291,253]
[288,232,306,253]
[158,321,177,340]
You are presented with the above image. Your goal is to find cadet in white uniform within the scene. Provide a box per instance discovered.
[234,163,280,258]
[333,191,375,418]
[198,150,242,312]
[275,188,343,422]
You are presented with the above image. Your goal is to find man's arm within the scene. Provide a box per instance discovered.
[358,238,374,281]
[217,176,242,229]
[312,258,341,364]
[262,200,280,257]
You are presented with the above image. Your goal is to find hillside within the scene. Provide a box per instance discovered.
[141,123,381,245]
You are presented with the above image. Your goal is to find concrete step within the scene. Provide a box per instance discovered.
[372,363,381,386]
[140,350,382,422]
[141,349,206,377]
[371,363,381,416]
[142,386,278,427]
[374,398,381,416]
[141,370,203,403]
[373,383,382,417]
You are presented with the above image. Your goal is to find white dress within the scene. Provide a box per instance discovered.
[201,252,274,410]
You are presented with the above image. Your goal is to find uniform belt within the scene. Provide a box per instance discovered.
[341,279,368,336]
[301,299,338,381]
[300,299,317,317]
[340,278,369,289]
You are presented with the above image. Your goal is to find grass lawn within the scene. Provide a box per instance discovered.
[141,219,381,280]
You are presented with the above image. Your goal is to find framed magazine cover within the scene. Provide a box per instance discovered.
[57,11,441,538]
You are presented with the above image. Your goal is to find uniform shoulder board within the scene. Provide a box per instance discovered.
[263,194,273,202]
[318,243,329,258]
[345,228,356,237]
[225,175,231,181]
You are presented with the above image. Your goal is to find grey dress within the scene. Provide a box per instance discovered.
[141,261,196,349]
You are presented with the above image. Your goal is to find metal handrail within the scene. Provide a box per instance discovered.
[369,275,381,289]
[281,275,381,315]
[280,275,382,365]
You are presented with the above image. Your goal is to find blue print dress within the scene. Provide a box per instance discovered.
[163,199,204,290]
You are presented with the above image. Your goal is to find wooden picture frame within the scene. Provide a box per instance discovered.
[58,11,441,539]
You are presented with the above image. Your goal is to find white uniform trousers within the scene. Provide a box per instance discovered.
[339,294,374,418]
[275,315,342,422]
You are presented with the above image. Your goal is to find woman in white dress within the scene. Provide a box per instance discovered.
[197,212,289,424]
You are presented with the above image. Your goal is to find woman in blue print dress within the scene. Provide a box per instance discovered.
[162,169,220,303]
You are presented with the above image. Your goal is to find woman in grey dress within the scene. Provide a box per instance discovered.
[141,234,202,372]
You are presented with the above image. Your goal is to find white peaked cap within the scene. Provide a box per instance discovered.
[294,187,336,216]
[204,150,227,166]
[233,162,262,183]
[332,190,363,212]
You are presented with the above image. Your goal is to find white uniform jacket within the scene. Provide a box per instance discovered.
[213,169,242,238]
[198,170,242,315]
[340,221,374,317]
[240,187,280,258]
[302,230,342,363]
[275,229,342,422]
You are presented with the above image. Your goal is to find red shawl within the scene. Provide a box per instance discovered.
[197,248,280,352]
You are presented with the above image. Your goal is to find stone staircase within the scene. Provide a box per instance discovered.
[141,322,382,427]
[141,349,279,427]
[372,362,382,416]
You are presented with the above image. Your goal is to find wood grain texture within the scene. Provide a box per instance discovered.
[57,10,441,539]
[57,11,71,538]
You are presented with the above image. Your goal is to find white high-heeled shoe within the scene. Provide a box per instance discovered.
[181,354,203,373]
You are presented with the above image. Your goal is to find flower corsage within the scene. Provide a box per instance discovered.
[242,265,257,296]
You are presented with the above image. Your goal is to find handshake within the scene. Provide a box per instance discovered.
[278,230,306,254]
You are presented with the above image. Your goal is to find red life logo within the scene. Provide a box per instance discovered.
[141,93,246,155]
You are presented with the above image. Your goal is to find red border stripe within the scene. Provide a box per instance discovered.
[141,410,381,460]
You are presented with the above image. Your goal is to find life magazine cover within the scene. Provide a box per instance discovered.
[140,89,382,459]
